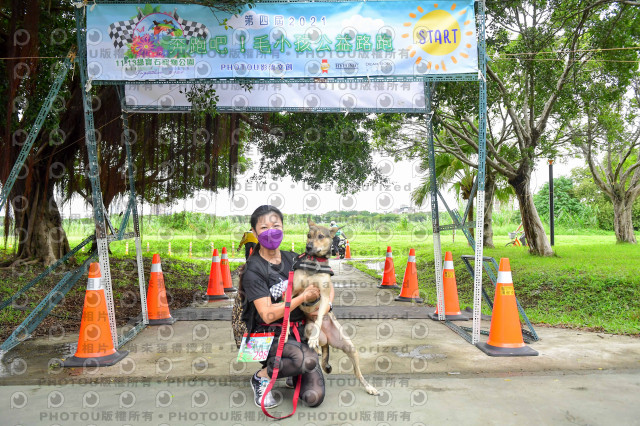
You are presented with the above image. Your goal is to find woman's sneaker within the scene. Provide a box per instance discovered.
[250,373,278,408]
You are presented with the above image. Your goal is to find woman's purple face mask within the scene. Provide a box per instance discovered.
[255,214,284,250]
[257,228,283,250]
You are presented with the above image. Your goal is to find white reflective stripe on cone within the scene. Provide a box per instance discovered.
[86,277,102,291]
[386,252,393,257]
[497,270,512,284]
[151,262,162,273]
[407,255,416,262]
[212,256,220,262]
[444,260,454,269]
[221,253,228,259]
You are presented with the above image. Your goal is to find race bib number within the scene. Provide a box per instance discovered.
[237,332,275,362]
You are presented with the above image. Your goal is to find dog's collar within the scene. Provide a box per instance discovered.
[292,253,334,276]
[300,253,328,262]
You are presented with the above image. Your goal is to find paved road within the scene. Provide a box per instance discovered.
[3,370,640,425]
[2,259,640,425]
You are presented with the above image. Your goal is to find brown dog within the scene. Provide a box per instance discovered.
[286,218,378,395]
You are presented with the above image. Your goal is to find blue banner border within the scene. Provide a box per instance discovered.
[86,0,481,87]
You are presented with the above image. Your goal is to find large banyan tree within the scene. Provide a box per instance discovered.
[1,0,388,266]
[0,1,246,266]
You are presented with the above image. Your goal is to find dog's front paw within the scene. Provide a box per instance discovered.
[366,385,379,395]
[307,336,320,349]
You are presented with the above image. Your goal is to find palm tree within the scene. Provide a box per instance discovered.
[413,149,514,248]
[412,152,476,222]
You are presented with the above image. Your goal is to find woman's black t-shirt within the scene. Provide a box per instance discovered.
[241,250,305,334]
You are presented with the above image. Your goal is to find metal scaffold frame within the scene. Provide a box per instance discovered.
[1,0,534,357]
[0,7,150,354]
[425,0,537,346]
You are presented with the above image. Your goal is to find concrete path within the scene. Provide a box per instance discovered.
[2,259,640,425]
[3,371,640,425]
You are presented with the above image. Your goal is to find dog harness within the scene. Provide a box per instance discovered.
[291,253,334,276]
[292,253,334,308]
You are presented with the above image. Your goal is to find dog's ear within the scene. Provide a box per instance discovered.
[307,217,316,227]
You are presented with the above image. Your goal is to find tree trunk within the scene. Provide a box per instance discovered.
[510,174,554,256]
[613,198,637,244]
[9,169,71,267]
[3,78,85,267]
[483,171,496,248]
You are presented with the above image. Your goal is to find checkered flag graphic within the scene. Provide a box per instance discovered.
[270,278,288,300]
[107,8,208,50]
[172,10,209,39]
[108,10,143,49]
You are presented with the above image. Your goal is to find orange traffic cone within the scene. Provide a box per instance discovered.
[477,258,538,357]
[395,249,423,303]
[221,247,237,293]
[63,263,128,367]
[206,248,229,301]
[378,246,400,289]
[429,252,468,321]
[146,254,176,325]
[345,240,352,259]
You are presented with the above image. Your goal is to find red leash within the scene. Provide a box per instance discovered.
[261,271,302,419]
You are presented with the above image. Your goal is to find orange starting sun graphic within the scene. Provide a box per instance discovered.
[402,3,474,71]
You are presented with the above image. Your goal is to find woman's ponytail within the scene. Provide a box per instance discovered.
[237,242,260,301]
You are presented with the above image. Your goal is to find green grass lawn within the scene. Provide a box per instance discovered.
[346,234,639,335]
[4,227,639,337]
[0,248,246,341]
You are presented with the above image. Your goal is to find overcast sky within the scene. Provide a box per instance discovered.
[62,149,584,219]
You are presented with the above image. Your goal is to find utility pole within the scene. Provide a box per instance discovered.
[548,159,554,246]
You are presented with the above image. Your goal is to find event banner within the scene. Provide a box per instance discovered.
[86,1,478,81]
[124,81,426,112]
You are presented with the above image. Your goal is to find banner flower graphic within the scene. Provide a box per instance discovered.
[107,4,208,61]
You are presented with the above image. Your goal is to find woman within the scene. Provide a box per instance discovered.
[238,205,328,409]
